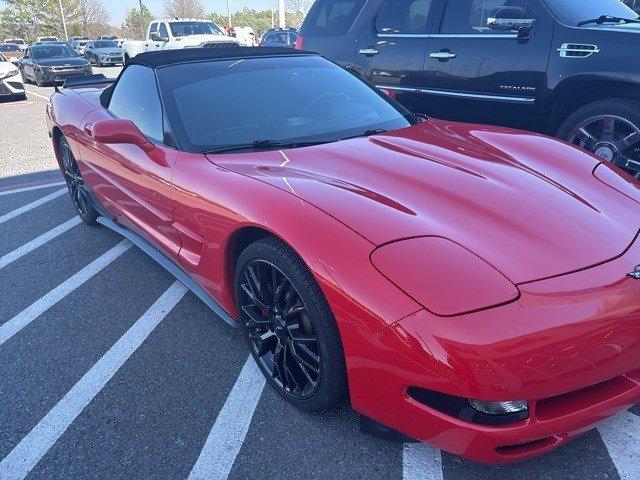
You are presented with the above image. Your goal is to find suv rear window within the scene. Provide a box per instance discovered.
[305,0,366,35]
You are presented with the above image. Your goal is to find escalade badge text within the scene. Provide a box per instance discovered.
[629,266,640,279]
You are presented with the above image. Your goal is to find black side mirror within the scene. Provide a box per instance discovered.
[150,32,168,42]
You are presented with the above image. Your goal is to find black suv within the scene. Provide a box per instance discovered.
[299,0,640,178]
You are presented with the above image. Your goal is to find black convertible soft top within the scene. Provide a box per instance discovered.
[129,47,315,69]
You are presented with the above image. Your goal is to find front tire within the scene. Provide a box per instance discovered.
[558,98,640,179]
[35,71,45,87]
[59,136,98,225]
[235,237,347,412]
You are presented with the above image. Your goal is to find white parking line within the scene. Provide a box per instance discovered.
[403,443,444,480]
[188,357,266,480]
[24,89,51,101]
[0,188,67,226]
[0,217,82,270]
[0,182,65,196]
[0,281,187,480]
[598,410,640,480]
[0,240,131,346]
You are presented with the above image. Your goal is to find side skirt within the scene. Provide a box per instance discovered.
[96,215,239,329]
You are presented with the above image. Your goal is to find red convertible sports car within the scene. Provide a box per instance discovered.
[47,48,640,464]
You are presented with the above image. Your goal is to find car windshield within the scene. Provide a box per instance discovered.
[0,44,20,52]
[544,0,639,25]
[94,41,116,48]
[40,37,58,42]
[33,45,76,59]
[7,39,25,45]
[158,55,417,153]
[169,21,224,37]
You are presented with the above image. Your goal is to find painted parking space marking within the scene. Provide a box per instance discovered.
[598,410,640,480]
[0,182,65,196]
[0,281,187,480]
[24,89,51,101]
[0,188,67,225]
[0,240,131,346]
[0,217,82,270]
[188,357,266,480]
[403,443,444,480]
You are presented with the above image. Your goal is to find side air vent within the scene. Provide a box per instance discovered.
[558,43,600,58]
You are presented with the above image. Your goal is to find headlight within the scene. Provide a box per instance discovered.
[370,237,519,316]
[469,400,529,415]
[408,387,530,426]
[0,68,19,79]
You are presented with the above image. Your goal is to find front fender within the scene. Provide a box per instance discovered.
[170,151,421,333]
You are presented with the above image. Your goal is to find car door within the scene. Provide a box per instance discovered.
[354,0,442,112]
[421,0,553,129]
[78,65,181,259]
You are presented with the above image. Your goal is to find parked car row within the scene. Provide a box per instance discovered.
[296,0,640,180]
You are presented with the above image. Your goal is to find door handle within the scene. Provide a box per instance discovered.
[358,48,380,56]
[429,51,457,60]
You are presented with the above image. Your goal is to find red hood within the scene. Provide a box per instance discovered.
[209,120,640,284]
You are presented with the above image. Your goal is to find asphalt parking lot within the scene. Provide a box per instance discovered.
[0,66,639,480]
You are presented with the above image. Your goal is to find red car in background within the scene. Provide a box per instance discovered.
[46,47,640,464]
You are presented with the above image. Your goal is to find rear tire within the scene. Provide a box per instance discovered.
[59,136,98,226]
[235,236,347,412]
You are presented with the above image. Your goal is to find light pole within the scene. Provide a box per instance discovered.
[57,0,68,41]
[139,0,145,40]
[227,0,232,29]
[278,0,286,28]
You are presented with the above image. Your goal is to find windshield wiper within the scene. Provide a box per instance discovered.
[205,139,327,154]
[577,15,640,27]
[340,128,388,141]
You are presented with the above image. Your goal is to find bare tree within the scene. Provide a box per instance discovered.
[76,0,110,36]
[286,0,313,15]
[163,0,206,19]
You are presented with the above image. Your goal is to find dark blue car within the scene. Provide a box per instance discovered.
[259,29,298,48]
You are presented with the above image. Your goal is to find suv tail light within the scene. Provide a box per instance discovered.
[295,35,304,50]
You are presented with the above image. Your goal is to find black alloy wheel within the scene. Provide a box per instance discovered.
[59,136,97,225]
[560,98,640,179]
[236,237,347,411]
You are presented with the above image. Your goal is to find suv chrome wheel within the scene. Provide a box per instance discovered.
[568,115,640,178]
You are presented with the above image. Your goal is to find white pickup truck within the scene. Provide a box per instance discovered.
[122,19,240,62]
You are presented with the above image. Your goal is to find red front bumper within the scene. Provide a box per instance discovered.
[341,233,640,463]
